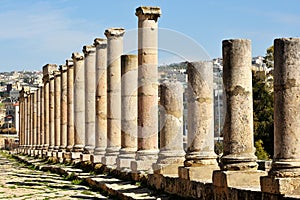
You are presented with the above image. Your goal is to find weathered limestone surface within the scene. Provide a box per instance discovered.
[39,86,44,150]
[117,54,138,169]
[36,88,41,149]
[153,81,185,175]
[83,45,96,154]
[30,91,34,149]
[33,90,38,149]
[54,71,61,151]
[179,61,218,181]
[60,65,68,151]
[92,38,107,163]
[66,60,74,152]
[131,6,161,172]
[261,38,300,196]
[220,39,257,170]
[102,28,125,166]
[72,52,85,152]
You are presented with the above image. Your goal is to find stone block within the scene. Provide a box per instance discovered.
[101,155,117,166]
[90,154,104,164]
[71,152,81,160]
[213,170,267,188]
[80,154,90,162]
[116,157,135,170]
[153,163,183,176]
[261,176,300,195]
[178,165,219,182]
[131,160,155,173]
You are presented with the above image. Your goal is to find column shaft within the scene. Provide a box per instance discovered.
[93,38,107,160]
[73,52,85,152]
[60,65,68,150]
[54,72,61,150]
[40,86,44,148]
[117,54,138,169]
[36,89,41,149]
[102,28,125,165]
[49,75,55,150]
[83,45,96,154]
[220,39,257,170]
[66,60,74,151]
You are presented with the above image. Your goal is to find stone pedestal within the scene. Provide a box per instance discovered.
[80,153,91,162]
[153,81,185,175]
[83,45,96,154]
[102,28,125,166]
[131,6,161,173]
[261,38,300,196]
[179,62,218,180]
[116,55,138,170]
[93,38,107,162]
[72,52,85,152]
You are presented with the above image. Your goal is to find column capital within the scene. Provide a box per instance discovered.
[43,64,57,83]
[59,64,68,72]
[66,59,74,67]
[104,28,125,39]
[94,38,107,48]
[82,45,96,56]
[54,70,61,77]
[135,6,161,21]
[72,52,84,61]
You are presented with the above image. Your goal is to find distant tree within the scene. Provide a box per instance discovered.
[253,45,274,159]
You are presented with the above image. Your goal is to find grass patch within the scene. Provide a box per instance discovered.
[8,185,16,189]
[81,190,93,195]
[71,179,82,185]
[63,172,75,181]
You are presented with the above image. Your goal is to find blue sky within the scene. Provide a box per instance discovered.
[0,0,299,71]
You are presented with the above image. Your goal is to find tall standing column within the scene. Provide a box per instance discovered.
[42,64,57,153]
[154,81,185,175]
[261,38,300,196]
[131,6,161,172]
[19,89,25,149]
[25,92,30,151]
[178,62,218,181]
[54,71,61,151]
[91,38,107,163]
[82,45,96,157]
[39,86,44,150]
[49,70,56,152]
[30,91,35,151]
[60,65,68,151]
[213,40,265,199]
[102,28,125,166]
[116,55,138,169]
[66,60,74,152]
[72,52,85,158]
[36,88,41,150]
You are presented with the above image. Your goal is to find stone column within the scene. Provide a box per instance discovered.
[213,40,265,198]
[49,70,56,152]
[31,91,35,151]
[178,62,218,181]
[25,92,30,150]
[60,65,68,151]
[102,28,125,166]
[42,64,57,153]
[153,81,185,175]
[54,71,61,152]
[72,52,85,159]
[117,54,138,169]
[131,6,161,172]
[66,60,74,151]
[36,88,41,151]
[82,45,96,159]
[19,89,25,148]
[39,86,44,151]
[91,38,107,163]
[261,38,300,196]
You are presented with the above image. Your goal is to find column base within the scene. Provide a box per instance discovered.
[57,151,64,162]
[131,150,158,173]
[213,170,267,188]
[117,157,135,170]
[261,176,300,195]
[178,164,219,182]
[46,151,53,157]
[90,154,105,164]
[220,155,258,171]
[153,150,185,175]
[83,146,95,154]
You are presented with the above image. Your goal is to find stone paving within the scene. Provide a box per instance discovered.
[0,151,108,200]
